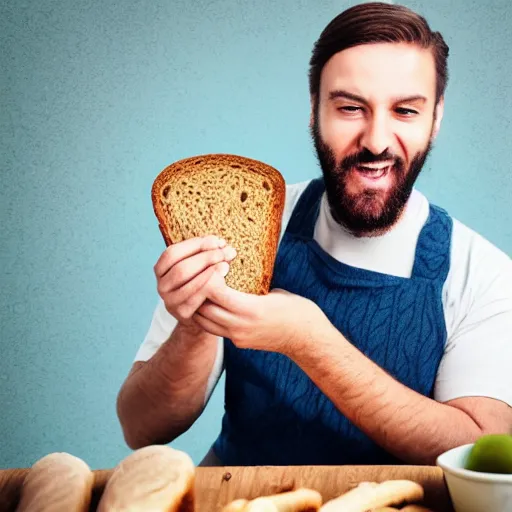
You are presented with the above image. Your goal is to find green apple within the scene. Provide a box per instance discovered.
[465,434,512,474]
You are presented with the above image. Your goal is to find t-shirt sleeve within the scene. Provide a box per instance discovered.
[133,298,178,362]
[434,222,512,407]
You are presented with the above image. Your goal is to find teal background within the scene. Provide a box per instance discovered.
[1,0,510,469]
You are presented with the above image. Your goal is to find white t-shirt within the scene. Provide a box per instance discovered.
[135,180,512,407]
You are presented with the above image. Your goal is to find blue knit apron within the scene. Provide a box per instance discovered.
[212,177,452,465]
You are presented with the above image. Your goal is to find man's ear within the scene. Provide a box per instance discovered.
[432,96,445,139]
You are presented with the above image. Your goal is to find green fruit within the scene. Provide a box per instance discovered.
[465,434,512,474]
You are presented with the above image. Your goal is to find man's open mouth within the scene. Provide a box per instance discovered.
[355,162,394,180]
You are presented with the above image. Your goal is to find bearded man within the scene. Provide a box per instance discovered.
[117,2,512,466]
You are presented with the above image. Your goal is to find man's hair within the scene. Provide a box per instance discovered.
[308,2,450,105]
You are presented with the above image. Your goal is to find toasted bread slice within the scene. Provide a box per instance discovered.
[97,445,195,512]
[16,452,94,512]
[151,154,285,295]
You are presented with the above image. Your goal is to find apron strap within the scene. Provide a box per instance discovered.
[411,204,453,282]
[286,177,452,284]
[285,178,325,239]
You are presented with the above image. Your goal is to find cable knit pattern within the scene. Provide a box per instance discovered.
[214,178,452,465]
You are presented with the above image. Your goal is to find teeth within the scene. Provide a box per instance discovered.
[356,165,390,179]
[359,162,393,170]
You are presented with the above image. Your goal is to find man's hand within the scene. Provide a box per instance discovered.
[192,278,326,354]
[153,235,237,328]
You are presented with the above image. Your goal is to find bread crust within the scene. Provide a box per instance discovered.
[97,445,195,512]
[16,452,94,512]
[151,154,285,295]
[319,481,424,512]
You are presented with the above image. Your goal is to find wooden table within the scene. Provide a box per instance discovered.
[0,465,453,512]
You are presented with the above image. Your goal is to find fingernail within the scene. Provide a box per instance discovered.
[223,246,237,260]
[217,238,227,248]
[218,262,230,277]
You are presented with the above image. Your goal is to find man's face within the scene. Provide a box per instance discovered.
[311,42,444,236]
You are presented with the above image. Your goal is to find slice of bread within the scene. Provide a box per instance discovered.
[97,445,195,512]
[151,154,286,295]
[16,452,94,512]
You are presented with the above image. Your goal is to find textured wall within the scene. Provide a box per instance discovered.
[1,0,510,469]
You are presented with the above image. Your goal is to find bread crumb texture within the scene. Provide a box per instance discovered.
[152,154,285,295]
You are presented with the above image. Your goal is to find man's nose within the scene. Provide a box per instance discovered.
[360,115,393,156]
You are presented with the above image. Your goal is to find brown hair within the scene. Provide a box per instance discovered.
[308,2,450,104]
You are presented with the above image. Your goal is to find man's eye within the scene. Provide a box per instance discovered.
[396,107,419,116]
[338,106,363,113]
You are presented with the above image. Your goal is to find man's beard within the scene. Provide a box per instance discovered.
[310,115,434,237]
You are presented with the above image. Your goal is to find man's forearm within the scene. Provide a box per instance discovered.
[117,322,219,449]
[287,320,482,464]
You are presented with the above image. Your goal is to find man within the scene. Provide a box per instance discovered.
[117,2,512,466]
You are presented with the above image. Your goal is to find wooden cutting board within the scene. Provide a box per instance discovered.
[0,465,453,512]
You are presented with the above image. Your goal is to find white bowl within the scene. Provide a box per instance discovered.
[436,443,512,512]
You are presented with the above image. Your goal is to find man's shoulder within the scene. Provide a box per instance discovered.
[449,216,510,270]
[415,193,511,349]
[433,203,512,314]
[284,179,314,199]
[418,192,510,269]
[283,179,315,216]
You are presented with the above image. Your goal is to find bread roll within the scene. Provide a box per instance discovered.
[401,506,435,512]
[223,488,323,512]
[320,480,424,512]
[221,499,250,512]
[261,488,323,512]
[16,452,93,512]
[245,498,279,512]
[97,445,195,512]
